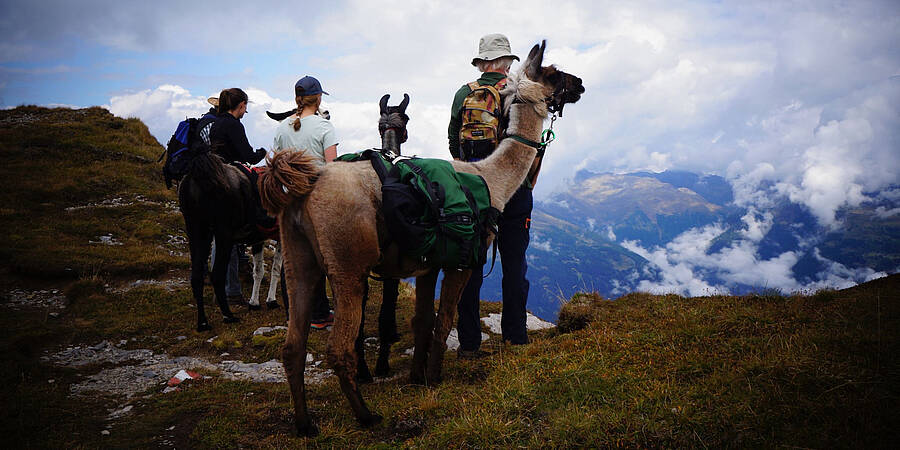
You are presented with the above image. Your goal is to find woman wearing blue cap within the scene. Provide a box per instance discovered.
[272,75,338,329]
[273,76,337,165]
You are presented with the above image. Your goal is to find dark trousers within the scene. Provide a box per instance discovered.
[457,185,532,350]
[310,275,330,322]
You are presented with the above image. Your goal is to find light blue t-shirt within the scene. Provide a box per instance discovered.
[272,114,337,165]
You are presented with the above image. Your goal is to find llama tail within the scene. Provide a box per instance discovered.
[258,150,320,215]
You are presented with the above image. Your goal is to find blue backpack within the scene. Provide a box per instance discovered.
[159,113,216,188]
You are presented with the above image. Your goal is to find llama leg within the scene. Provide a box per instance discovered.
[328,276,381,427]
[266,242,283,309]
[188,225,212,332]
[249,243,264,310]
[280,265,289,321]
[426,269,471,384]
[410,271,438,385]
[280,230,319,436]
[211,235,238,323]
[375,278,400,377]
[355,282,373,384]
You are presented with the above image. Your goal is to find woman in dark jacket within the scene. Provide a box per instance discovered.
[207,88,271,306]
[210,88,266,164]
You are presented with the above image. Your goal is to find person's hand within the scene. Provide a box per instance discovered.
[253,148,267,163]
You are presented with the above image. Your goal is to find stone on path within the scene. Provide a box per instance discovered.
[481,312,554,335]
[252,326,288,336]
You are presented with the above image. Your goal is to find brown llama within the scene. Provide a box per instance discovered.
[259,41,583,436]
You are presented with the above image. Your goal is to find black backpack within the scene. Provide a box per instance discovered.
[159,113,216,188]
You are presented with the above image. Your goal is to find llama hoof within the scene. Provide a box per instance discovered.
[358,413,383,428]
[266,300,280,309]
[197,322,212,332]
[248,303,261,311]
[222,315,240,324]
[408,373,426,385]
[356,373,374,385]
[295,421,319,438]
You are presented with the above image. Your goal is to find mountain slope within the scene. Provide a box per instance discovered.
[546,172,725,244]
[1,107,897,447]
[478,171,735,320]
[0,106,184,279]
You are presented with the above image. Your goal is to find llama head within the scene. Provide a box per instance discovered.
[378,93,410,145]
[509,40,585,117]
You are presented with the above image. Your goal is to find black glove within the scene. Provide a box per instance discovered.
[252,148,267,164]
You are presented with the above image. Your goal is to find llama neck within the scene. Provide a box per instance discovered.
[477,103,544,208]
[381,129,402,155]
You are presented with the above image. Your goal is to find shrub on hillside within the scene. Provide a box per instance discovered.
[557,292,606,333]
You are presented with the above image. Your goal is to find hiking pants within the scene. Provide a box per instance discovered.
[310,275,330,323]
[457,185,532,350]
[211,240,242,297]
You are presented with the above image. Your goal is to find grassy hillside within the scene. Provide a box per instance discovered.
[0,106,184,279]
[1,107,897,448]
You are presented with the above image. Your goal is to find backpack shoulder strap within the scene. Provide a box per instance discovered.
[467,82,501,97]
[368,151,391,184]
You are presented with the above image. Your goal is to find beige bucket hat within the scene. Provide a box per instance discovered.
[471,33,520,66]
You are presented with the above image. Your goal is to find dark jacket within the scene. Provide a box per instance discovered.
[447,71,507,159]
[210,113,265,164]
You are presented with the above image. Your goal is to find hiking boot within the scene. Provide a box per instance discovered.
[310,312,334,330]
[457,349,490,360]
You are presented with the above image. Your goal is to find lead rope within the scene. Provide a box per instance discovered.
[527,112,558,187]
[539,113,557,157]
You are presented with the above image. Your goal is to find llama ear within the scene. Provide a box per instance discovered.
[379,94,390,114]
[399,93,410,113]
[525,40,545,80]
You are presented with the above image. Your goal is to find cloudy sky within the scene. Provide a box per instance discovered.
[2,0,898,295]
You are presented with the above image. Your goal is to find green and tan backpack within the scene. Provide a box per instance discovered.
[458,78,507,161]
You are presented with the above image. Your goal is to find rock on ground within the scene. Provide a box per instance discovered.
[3,289,68,311]
[481,312,555,335]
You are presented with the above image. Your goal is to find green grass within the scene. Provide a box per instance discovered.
[0,107,898,448]
[0,106,179,280]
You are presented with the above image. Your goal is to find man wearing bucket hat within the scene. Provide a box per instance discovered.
[449,33,532,359]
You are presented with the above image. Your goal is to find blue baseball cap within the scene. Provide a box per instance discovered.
[295,76,329,96]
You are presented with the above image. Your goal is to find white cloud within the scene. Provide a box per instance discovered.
[105,85,211,146]
[729,86,900,229]
[874,206,900,219]
[605,226,616,242]
[740,208,774,242]
[804,249,888,291]
[33,0,895,235]
[530,237,553,253]
[620,217,889,297]
[105,84,452,164]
